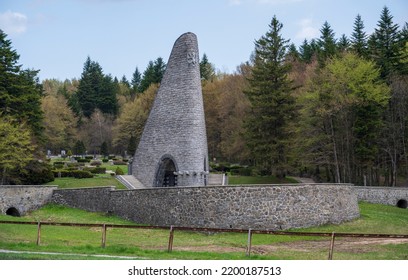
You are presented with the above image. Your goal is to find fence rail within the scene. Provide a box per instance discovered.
[1,220,408,259]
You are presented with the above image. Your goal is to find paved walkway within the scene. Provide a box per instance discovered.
[292,177,316,184]
[0,249,144,259]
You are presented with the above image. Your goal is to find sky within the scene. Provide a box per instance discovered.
[0,0,407,81]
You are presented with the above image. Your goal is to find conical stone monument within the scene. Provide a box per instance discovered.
[132,32,209,187]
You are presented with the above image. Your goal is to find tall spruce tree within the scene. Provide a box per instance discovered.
[244,16,295,177]
[199,53,216,81]
[139,58,166,92]
[368,6,401,79]
[351,14,368,57]
[131,67,142,92]
[0,30,44,137]
[75,57,118,118]
[317,21,337,66]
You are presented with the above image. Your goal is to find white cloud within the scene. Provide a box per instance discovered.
[296,18,319,40]
[0,11,28,35]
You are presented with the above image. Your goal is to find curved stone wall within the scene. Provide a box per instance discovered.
[354,186,408,208]
[52,184,360,230]
[0,185,57,216]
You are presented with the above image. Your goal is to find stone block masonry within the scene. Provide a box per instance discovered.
[132,32,209,187]
[0,185,57,216]
[354,186,408,208]
[50,184,360,230]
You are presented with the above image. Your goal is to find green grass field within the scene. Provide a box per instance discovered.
[46,161,128,189]
[0,202,407,260]
[47,175,126,189]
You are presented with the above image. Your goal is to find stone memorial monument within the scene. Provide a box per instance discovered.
[132,32,209,187]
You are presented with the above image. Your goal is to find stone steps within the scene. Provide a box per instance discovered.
[116,175,146,189]
[208,173,228,186]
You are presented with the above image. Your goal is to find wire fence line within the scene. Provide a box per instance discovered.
[1,220,408,259]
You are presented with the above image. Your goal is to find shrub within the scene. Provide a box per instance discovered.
[85,156,94,160]
[115,167,124,175]
[86,167,106,174]
[231,167,252,176]
[52,170,71,178]
[71,170,94,179]
[90,161,102,166]
[113,160,127,165]
[102,159,109,163]
[19,160,55,184]
[77,158,91,163]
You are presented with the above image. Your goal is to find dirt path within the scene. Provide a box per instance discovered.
[170,238,408,255]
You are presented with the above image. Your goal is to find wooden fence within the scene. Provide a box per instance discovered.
[1,220,408,259]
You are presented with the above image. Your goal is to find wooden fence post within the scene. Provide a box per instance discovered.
[36,222,41,246]
[246,229,252,257]
[168,226,174,253]
[328,232,336,260]
[101,224,107,248]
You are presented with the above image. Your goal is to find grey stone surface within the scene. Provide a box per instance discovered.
[52,187,115,212]
[354,186,408,207]
[50,184,360,230]
[0,185,57,215]
[132,32,209,187]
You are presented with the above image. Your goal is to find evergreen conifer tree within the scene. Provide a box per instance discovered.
[368,6,401,79]
[0,30,44,137]
[351,14,368,57]
[76,57,118,118]
[131,67,141,92]
[317,21,337,66]
[244,16,295,177]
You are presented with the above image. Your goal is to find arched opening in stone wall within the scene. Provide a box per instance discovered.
[6,207,21,217]
[396,199,408,209]
[155,157,178,187]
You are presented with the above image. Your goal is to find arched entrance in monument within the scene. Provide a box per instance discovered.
[155,156,178,187]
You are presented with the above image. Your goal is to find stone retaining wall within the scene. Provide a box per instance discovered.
[354,186,408,207]
[50,184,360,230]
[0,185,57,216]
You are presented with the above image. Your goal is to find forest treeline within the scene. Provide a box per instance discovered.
[1,6,407,186]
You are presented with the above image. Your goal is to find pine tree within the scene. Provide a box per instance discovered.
[131,67,141,92]
[75,57,118,118]
[351,14,368,57]
[299,39,315,63]
[368,6,401,79]
[244,16,295,177]
[199,53,216,81]
[100,141,109,158]
[127,135,137,157]
[121,75,130,88]
[337,34,350,53]
[0,30,44,137]
[139,58,166,92]
[73,140,86,156]
[317,21,337,66]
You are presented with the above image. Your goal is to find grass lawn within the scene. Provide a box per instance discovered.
[0,202,407,260]
[228,175,299,185]
[46,161,128,189]
[46,175,126,189]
